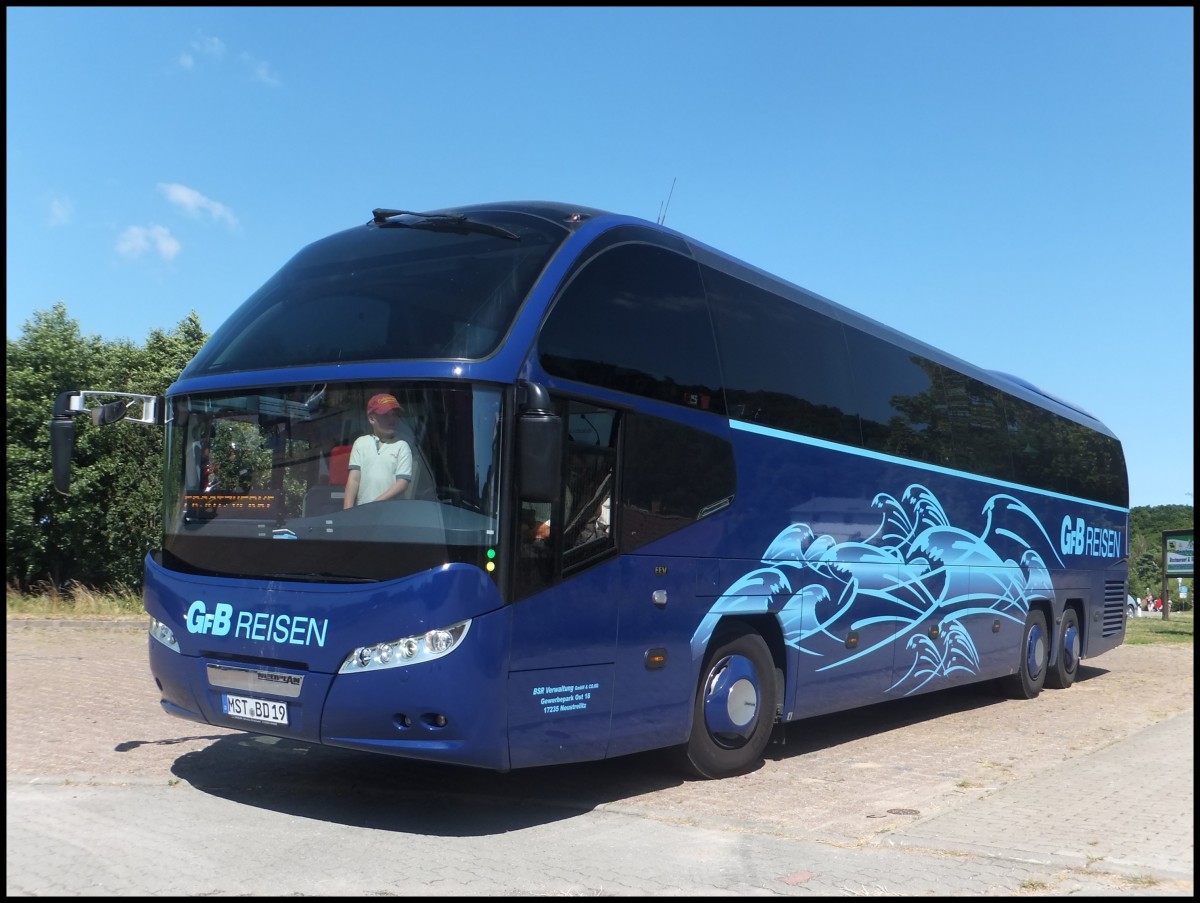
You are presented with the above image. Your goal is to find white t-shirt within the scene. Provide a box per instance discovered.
[348,435,413,504]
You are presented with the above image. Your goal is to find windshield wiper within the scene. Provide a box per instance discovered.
[371,208,519,240]
[263,571,378,584]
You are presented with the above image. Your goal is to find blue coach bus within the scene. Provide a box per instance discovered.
[51,201,1130,779]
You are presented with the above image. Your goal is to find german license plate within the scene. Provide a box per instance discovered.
[222,694,288,726]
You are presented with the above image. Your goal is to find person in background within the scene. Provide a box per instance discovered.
[344,394,413,508]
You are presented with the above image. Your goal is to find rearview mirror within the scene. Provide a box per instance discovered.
[50,416,77,495]
[50,391,82,495]
[519,413,562,503]
[91,399,130,426]
[517,382,561,503]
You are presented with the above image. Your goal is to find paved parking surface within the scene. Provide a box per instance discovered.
[6,619,1194,896]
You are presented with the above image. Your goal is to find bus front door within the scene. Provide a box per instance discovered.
[505,562,618,769]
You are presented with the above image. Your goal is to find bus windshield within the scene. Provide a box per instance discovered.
[181,209,568,376]
[162,381,504,584]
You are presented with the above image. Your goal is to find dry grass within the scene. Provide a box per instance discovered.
[6,581,146,620]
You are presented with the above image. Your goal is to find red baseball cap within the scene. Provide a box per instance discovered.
[367,393,402,415]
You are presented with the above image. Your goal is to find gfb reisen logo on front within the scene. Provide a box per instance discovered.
[185,600,328,647]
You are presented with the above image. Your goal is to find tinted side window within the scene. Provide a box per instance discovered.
[1069,425,1128,507]
[1007,394,1067,495]
[1006,394,1127,506]
[539,243,725,414]
[845,328,945,466]
[705,267,861,446]
[621,413,736,550]
[940,369,1014,480]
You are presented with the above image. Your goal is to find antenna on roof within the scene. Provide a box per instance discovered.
[656,177,677,226]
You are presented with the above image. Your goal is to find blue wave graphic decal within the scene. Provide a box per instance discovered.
[693,484,1056,696]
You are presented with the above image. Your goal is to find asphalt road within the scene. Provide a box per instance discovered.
[6,619,1194,896]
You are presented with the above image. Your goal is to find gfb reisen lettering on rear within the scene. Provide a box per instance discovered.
[1059,516,1123,560]
[185,600,328,647]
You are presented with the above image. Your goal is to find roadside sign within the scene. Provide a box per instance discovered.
[1163,530,1194,579]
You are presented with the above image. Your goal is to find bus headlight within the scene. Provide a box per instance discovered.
[340,620,471,674]
[149,617,180,652]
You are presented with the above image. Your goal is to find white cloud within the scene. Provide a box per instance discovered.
[116,225,181,261]
[47,197,74,227]
[178,35,224,71]
[176,34,279,87]
[193,35,226,60]
[240,52,281,88]
[158,182,239,228]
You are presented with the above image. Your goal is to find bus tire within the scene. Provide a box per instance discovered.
[676,625,776,780]
[1003,608,1048,700]
[1045,607,1081,690]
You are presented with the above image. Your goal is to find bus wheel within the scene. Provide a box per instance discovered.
[1003,608,1048,700]
[677,626,776,779]
[1045,607,1081,690]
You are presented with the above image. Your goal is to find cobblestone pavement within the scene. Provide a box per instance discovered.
[6,619,1194,896]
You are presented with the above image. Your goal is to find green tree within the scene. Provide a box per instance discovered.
[6,303,208,591]
[1128,504,1194,610]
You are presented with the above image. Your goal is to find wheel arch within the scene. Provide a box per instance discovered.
[1028,596,1053,633]
[1049,597,1086,669]
[705,614,786,719]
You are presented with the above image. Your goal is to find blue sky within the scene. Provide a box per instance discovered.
[6,7,1193,509]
